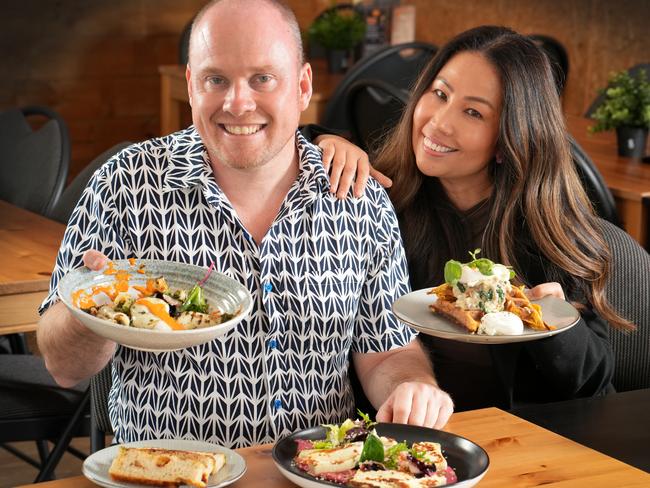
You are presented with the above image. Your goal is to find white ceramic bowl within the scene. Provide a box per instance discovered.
[58,259,252,352]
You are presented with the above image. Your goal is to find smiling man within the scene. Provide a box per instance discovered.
[37,0,453,448]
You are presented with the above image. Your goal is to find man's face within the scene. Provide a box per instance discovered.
[186,1,312,171]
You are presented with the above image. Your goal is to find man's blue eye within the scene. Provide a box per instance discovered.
[209,77,225,85]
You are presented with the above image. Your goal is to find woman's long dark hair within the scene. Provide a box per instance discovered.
[374,25,633,330]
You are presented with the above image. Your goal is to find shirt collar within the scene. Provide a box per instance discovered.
[162,126,212,192]
[162,128,330,196]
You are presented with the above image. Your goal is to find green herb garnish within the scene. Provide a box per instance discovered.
[444,249,516,284]
[359,433,384,463]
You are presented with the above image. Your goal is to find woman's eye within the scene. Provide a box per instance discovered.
[433,89,447,101]
[466,108,483,119]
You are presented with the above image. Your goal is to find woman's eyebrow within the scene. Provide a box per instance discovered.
[435,77,495,110]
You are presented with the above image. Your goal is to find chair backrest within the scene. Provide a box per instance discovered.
[569,136,621,226]
[346,78,408,152]
[47,142,131,224]
[323,41,437,132]
[585,63,650,117]
[600,220,650,391]
[90,363,114,441]
[0,106,70,216]
[529,34,569,95]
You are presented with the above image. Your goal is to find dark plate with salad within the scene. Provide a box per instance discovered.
[58,259,253,352]
[272,412,489,488]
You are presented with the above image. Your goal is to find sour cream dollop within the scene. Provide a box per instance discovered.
[478,311,524,335]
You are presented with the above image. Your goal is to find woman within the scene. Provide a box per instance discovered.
[317,25,634,411]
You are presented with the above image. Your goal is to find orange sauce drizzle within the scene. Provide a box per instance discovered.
[104,261,117,275]
[135,298,185,331]
[128,257,137,266]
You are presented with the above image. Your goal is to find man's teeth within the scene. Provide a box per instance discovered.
[223,125,263,135]
[424,137,455,153]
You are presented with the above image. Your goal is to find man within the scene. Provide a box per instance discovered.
[38,0,453,448]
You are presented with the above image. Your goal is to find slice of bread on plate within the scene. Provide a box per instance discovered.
[108,446,225,488]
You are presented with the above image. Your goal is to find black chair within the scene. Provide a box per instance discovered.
[0,355,90,482]
[529,34,569,95]
[90,363,114,453]
[0,106,70,216]
[322,42,437,132]
[48,142,131,224]
[345,78,409,152]
[585,63,650,117]
[600,220,650,391]
[569,137,621,226]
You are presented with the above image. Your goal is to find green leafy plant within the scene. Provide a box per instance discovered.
[590,70,650,132]
[308,7,366,51]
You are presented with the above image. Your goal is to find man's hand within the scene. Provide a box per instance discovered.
[315,134,392,198]
[83,249,109,270]
[376,381,454,429]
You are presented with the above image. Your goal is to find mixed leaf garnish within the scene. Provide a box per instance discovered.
[444,248,515,285]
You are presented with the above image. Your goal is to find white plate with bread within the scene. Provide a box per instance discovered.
[82,439,246,488]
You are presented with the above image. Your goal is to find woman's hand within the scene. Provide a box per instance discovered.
[525,282,566,301]
[315,134,392,198]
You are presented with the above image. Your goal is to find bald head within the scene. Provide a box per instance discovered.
[188,0,304,67]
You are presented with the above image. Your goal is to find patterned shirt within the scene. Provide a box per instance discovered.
[41,127,415,448]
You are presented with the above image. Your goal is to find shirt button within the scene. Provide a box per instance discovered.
[263,282,273,293]
[274,399,282,410]
[268,339,277,349]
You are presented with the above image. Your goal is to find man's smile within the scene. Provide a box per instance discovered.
[220,124,266,135]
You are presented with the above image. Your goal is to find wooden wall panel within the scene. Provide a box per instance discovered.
[0,0,648,180]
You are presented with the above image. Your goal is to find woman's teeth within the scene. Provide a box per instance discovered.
[424,137,455,153]
[223,124,263,135]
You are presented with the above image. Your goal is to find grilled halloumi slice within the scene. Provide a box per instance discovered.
[349,469,415,487]
[96,305,130,326]
[297,442,364,475]
[130,298,171,330]
[410,442,447,471]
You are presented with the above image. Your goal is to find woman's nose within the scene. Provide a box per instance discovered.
[428,105,454,136]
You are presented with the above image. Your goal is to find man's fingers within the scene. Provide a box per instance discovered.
[433,399,454,430]
[376,398,393,424]
[390,392,413,424]
[369,167,393,188]
[82,250,108,271]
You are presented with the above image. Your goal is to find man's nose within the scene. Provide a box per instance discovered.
[223,81,256,116]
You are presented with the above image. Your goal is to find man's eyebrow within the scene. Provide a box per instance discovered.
[435,76,495,110]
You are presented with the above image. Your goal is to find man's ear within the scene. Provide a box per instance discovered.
[298,62,313,112]
[185,64,193,107]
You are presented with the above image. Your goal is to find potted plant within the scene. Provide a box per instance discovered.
[590,69,650,159]
[308,6,366,73]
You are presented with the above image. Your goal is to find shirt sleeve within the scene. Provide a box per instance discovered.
[39,161,131,314]
[352,185,417,353]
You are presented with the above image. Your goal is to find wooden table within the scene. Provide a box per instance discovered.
[15,408,650,487]
[159,60,344,136]
[512,388,650,473]
[0,201,65,335]
[567,114,650,248]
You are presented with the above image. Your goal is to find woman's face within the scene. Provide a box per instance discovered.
[412,51,502,192]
